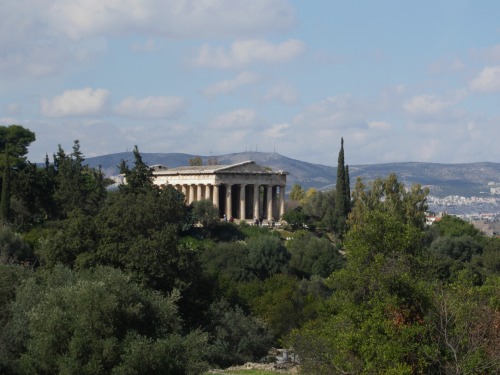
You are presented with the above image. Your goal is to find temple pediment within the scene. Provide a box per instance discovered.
[214,161,287,175]
[153,161,287,176]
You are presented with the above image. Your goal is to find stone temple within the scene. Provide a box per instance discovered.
[152,161,287,222]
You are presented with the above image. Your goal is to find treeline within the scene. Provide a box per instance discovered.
[1,126,500,374]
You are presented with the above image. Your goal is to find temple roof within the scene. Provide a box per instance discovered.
[152,160,287,175]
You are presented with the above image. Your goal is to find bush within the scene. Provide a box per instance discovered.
[207,298,273,367]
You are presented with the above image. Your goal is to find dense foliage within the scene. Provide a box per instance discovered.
[1,126,500,374]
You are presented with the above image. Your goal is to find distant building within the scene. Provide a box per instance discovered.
[152,161,287,221]
[426,211,446,226]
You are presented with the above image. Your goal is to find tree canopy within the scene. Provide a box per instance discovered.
[2,127,500,374]
[0,125,36,221]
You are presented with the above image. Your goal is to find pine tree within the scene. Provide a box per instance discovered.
[53,140,107,218]
[119,145,156,194]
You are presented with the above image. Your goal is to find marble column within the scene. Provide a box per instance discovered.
[213,184,219,208]
[279,185,286,219]
[266,185,273,221]
[225,184,232,219]
[197,184,203,202]
[239,184,246,220]
[182,185,188,203]
[253,184,260,220]
[205,184,212,203]
[188,185,194,204]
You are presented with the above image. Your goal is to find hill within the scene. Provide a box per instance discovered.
[85,152,500,198]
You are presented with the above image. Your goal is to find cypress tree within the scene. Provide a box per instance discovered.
[345,164,351,212]
[335,138,350,237]
[0,125,36,222]
[0,149,10,221]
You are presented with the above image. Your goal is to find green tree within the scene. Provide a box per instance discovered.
[0,264,30,373]
[189,156,203,166]
[282,207,308,230]
[2,265,208,375]
[349,173,429,230]
[287,231,344,278]
[433,215,483,239]
[483,237,500,274]
[247,235,290,280]
[119,145,155,194]
[192,199,220,228]
[240,274,328,341]
[9,160,54,226]
[255,274,306,339]
[302,190,336,231]
[53,141,107,218]
[206,298,273,367]
[430,235,482,263]
[200,241,253,284]
[0,125,36,222]
[40,210,98,269]
[334,137,350,237]
[292,204,433,373]
[427,274,500,373]
[71,187,188,289]
[423,215,489,283]
[289,184,305,202]
[0,227,33,265]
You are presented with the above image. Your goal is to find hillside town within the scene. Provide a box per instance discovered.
[427,191,500,236]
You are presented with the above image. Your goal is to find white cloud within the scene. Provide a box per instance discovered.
[0,117,18,125]
[263,123,289,138]
[47,0,149,40]
[193,39,305,68]
[429,58,465,74]
[130,39,158,53]
[393,84,406,95]
[203,72,260,96]
[41,88,110,117]
[114,96,186,118]
[209,109,257,129]
[0,0,108,78]
[263,83,299,105]
[0,0,295,78]
[46,0,295,40]
[5,103,22,115]
[470,65,500,93]
[293,95,367,130]
[471,44,500,63]
[0,43,74,77]
[403,94,453,115]
[368,121,391,131]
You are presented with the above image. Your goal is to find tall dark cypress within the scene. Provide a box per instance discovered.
[335,138,350,237]
[345,164,351,212]
[0,148,10,221]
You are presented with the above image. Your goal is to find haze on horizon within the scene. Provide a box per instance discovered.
[1,0,499,167]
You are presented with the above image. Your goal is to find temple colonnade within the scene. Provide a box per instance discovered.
[173,182,285,221]
[152,161,288,221]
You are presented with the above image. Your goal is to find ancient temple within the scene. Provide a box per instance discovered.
[152,161,287,221]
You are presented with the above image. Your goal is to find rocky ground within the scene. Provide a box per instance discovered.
[208,362,300,374]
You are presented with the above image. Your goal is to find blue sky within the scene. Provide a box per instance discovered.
[1,0,500,166]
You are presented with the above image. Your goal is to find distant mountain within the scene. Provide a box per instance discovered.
[350,162,500,197]
[85,152,500,198]
[86,151,335,191]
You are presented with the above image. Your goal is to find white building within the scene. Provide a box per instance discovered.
[152,161,287,221]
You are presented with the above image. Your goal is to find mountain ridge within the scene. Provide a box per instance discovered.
[84,151,500,198]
